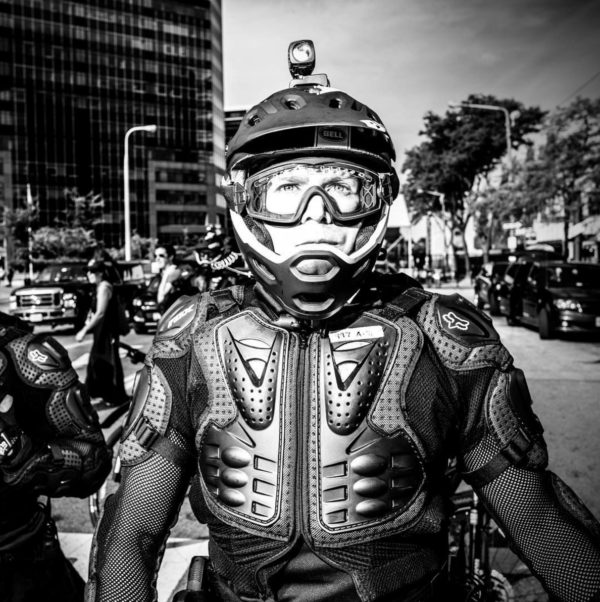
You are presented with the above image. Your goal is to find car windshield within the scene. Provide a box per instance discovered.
[546,265,600,288]
[35,265,88,283]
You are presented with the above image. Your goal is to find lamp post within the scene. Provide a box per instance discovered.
[448,102,516,164]
[124,124,157,261]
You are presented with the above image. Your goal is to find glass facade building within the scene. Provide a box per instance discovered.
[0,0,225,257]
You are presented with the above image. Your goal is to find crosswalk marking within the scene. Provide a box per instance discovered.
[59,532,209,602]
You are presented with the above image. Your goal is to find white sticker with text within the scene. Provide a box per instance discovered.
[329,326,384,343]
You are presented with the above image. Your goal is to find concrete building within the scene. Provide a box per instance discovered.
[0,0,225,258]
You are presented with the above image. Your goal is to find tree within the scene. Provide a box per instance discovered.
[5,188,106,267]
[402,94,545,275]
[59,188,105,229]
[520,97,600,259]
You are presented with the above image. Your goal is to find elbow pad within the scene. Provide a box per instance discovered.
[463,368,548,487]
[549,471,600,543]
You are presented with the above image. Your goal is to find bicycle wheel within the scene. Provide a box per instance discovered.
[88,425,124,527]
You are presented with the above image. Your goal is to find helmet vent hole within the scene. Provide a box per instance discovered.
[366,110,377,121]
[247,114,261,126]
[284,99,301,110]
[351,100,362,111]
[329,98,343,109]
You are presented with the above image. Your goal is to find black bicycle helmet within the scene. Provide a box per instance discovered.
[225,41,399,321]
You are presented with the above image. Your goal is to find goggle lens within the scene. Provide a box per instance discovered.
[243,162,390,224]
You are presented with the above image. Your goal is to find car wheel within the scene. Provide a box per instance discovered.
[133,323,147,335]
[488,293,500,316]
[538,307,554,340]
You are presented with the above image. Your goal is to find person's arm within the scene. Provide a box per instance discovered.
[416,292,600,601]
[157,264,181,305]
[77,281,112,341]
[87,314,197,601]
[462,367,600,601]
[0,334,111,498]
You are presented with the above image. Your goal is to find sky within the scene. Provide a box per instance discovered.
[222,0,600,164]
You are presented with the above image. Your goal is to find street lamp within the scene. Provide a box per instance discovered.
[448,102,517,164]
[124,124,157,261]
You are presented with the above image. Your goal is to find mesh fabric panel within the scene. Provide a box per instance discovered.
[480,467,600,601]
[90,453,190,602]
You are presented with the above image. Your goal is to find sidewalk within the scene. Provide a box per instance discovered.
[425,277,474,299]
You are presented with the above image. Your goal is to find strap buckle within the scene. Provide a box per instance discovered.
[133,417,159,450]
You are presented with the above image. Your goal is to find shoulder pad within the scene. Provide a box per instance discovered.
[155,294,200,338]
[435,294,498,343]
[417,293,512,371]
[26,335,71,371]
[4,333,76,389]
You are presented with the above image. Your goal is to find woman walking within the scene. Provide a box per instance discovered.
[75,259,127,406]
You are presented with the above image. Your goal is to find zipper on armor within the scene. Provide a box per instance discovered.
[295,328,313,547]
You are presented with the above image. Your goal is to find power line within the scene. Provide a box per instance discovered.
[558,70,600,105]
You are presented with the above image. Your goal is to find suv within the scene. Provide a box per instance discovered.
[9,261,146,331]
[520,261,600,339]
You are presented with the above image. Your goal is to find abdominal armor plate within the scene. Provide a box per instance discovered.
[313,314,426,538]
[200,313,288,529]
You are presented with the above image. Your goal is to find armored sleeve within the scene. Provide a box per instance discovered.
[87,296,201,602]
[0,329,111,498]
[418,293,600,601]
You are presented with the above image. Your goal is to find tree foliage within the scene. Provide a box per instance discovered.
[520,97,600,257]
[470,97,600,258]
[5,188,106,268]
[401,94,546,271]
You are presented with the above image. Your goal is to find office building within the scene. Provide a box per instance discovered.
[0,0,225,259]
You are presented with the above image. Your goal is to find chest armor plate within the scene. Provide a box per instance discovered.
[197,309,426,545]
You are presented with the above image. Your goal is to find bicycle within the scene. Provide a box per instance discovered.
[448,485,547,601]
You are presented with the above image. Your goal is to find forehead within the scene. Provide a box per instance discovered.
[268,164,360,184]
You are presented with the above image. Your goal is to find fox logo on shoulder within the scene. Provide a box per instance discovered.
[442,311,469,331]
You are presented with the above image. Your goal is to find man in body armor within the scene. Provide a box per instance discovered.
[88,42,600,602]
[0,312,111,601]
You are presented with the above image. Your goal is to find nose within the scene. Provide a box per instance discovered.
[300,190,332,224]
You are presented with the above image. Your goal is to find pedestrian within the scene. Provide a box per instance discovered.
[75,259,127,407]
[0,312,111,601]
[87,42,600,601]
[154,243,182,311]
[6,266,14,287]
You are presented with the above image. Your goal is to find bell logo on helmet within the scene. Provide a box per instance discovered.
[319,127,347,141]
[360,119,387,132]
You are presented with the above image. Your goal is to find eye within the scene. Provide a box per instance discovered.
[276,182,300,193]
[326,181,355,195]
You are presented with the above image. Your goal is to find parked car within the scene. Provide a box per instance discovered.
[9,260,146,331]
[473,260,509,315]
[130,262,200,334]
[131,274,161,334]
[519,261,600,339]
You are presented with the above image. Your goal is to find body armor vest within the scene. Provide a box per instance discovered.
[194,306,429,552]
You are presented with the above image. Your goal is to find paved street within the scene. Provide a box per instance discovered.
[2,281,599,599]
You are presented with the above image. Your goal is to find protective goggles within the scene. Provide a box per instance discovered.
[231,161,394,225]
